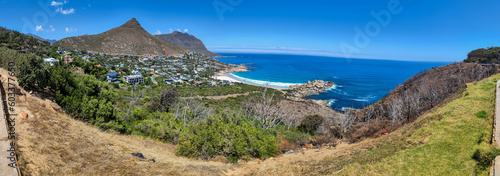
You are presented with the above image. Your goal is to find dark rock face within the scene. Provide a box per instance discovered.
[155,31,219,57]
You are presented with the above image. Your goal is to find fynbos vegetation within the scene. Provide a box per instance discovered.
[344,62,499,142]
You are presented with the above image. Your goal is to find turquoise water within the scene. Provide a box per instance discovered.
[215,53,450,111]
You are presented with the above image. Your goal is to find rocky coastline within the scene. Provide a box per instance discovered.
[289,80,335,98]
[214,63,249,76]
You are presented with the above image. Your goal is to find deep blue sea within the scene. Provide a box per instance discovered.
[215,53,450,111]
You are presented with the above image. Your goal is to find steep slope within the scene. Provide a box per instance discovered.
[155,31,219,57]
[346,62,499,142]
[1,68,230,175]
[54,18,188,56]
[0,27,50,48]
[241,73,500,175]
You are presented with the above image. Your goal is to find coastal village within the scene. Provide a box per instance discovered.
[41,47,336,105]
[42,47,240,87]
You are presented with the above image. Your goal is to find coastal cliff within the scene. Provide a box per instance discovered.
[289,80,335,98]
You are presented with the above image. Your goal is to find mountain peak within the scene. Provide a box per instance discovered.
[54,17,188,56]
[121,18,141,28]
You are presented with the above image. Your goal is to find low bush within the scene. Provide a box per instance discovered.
[176,116,278,163]
[298,114,324,135]
[475,110,488,119]
[472,142,500,173]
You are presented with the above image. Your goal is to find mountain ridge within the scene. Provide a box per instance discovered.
[26,33,57,45]
[155,31,220,57]
[54,18,188,56]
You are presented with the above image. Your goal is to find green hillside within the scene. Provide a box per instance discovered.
[317,73,500,175]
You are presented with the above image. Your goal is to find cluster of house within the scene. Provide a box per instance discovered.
[106,72,145,85]
[43,55,75,66]
[47,49,236,87]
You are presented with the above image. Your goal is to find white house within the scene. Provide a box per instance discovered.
[43,58,59,66]
[123,75,144,84]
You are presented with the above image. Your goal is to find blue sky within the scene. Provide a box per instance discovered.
[1,0,499,61]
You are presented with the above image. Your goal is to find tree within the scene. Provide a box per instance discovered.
[152,88,179,112]
[298,114,324,135]
[144,77,153,85]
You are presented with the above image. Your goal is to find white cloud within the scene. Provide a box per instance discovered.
[155,29,162,35]
[36,25,44,31]
[56,7,75,14]
[169,28,173,33]
[36,25,56,32]
[184,29,188,33]
[52,0,75,15]
[50,1,63,6]
[65,27,76,33]
[177,28,181,32]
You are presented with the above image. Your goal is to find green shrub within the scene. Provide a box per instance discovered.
[176,116,278,163]
[475,110,487,119]
[282,130,310,144]
[472,142,500,173]
[298,114,324,135]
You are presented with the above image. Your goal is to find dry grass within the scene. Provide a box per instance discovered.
[0,68,230,176]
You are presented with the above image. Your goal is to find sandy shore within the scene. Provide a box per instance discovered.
[213,74,243,83]
[213,73,288,90]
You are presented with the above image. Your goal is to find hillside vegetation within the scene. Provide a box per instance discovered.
[464,47,500,64]
[54,18,188,56]
[326,73,500,175]
[345,62,499,142]
[246,73,500,175]
[0,27,50,50]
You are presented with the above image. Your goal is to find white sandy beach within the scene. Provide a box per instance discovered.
[213,74,243,83]
[212,73,288,90]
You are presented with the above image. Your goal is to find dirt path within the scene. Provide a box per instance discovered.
[183,91,258,100]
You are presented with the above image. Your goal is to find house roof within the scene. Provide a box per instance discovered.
[107,72,119,77]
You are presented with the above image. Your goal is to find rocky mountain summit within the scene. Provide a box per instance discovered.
[289,80,335,98]
[155,31,220,57]
[54,18,187,56]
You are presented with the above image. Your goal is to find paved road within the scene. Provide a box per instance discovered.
[0,76,19,175]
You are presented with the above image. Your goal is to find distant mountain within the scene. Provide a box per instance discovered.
[155,31,220,57]
[54,18,188,56]
[26,33,57,44]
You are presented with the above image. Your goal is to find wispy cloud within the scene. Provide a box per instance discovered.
[56,7,75,14]
[51,1,75,15]
[50,1,63,6]
[155,29,162,35]
[36,25,56,32]
[65,27,76,33]
[49,25,55,32]
[184,29,188,33]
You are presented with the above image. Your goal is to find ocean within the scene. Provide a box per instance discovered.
[215,53,450,111]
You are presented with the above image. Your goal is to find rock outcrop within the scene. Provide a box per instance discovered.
[289,80,335,98]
